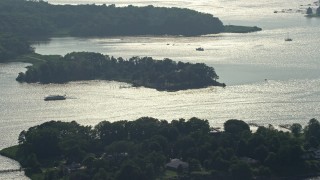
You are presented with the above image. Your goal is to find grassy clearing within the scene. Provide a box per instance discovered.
[0,145,19,160]
[2,53,61,67]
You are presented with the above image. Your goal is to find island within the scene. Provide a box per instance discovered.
[0,0,261,38]
[2,117,320,179]
[15,52,225,91]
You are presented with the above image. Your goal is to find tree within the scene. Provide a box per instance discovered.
[229,161,252,180]
[116,162,147,180]
[224,119,250,135]
[307,136,319,148]
[26,128,61,158]
[93,168,109,180]
[106,141,134,154]
[307,7,313,15]
[18,130,26,144]
[290,123,302,137]
[25,153,40,169]
[265,152,278,169]
[253,145,268,162]
[189,159,201,172]
[0,33,33,61]
[304,118,320,142]
[185,117,210,134]
[317,7,320,15]
[236,140,248,156]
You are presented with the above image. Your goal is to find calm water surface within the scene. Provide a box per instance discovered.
[1,0,320,178]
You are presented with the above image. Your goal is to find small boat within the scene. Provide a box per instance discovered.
[196,47,204,51]
[44,95,66,101]
[285,33,292,41]
[285,38,292,41]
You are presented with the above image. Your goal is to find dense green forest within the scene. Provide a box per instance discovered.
[16,52,225,91]
[0,33,33,62]
[0,0,224,37]
[2,118,320,179]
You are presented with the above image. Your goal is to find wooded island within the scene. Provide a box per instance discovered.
[16,52,225,91]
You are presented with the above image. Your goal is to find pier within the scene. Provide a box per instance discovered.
[0,168,24,173]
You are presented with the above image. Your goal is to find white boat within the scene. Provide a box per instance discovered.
[44,95,66,101]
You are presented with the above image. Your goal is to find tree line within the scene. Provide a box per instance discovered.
[4,117,320,179]
[0,0,224,37]
[16,52,225,91]
[0,0,260,62]
[0,33,34,62]
[306,6,320,16]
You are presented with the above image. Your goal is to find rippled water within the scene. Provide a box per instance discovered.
[35,25,320,85]
[2,63,320,128]
[1,0,320,178]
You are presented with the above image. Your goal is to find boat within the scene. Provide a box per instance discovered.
[284,33,292,41]
[196,47,204,51]
[44,95,66,101]
[285,37,292,41]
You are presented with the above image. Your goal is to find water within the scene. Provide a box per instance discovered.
[34,27,320,85]
[1,0,320,178]
[0,63,33,179]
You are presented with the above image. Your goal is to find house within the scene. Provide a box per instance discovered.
[165,159,189,171]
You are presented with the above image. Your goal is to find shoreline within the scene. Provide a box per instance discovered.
[2,118,320,179]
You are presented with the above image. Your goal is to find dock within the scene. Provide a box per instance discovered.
[0,168,24,174]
